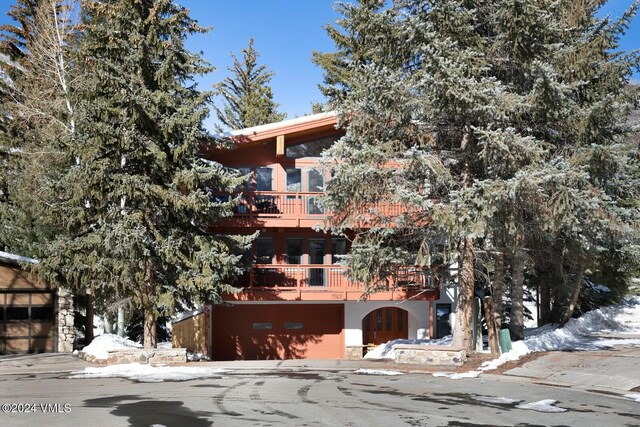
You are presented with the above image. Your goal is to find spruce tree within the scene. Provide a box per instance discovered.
[318,0,639,350]
[37,0,250,348]
[213,37,285,132]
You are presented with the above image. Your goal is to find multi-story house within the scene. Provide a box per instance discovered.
[203,112,454,360]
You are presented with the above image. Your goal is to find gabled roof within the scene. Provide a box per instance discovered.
[214,111,338,144]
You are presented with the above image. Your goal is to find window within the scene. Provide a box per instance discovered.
[31,307,54,321]
[307,169,324,192]
[231,166,251,191]
[284,322,304,330]
[286,238,303,264]
[285,135,340,158]
[256,238,274,264]
[331,238,348,264]
[255,167,273,191]
[6,307,28,321]
[252,322,272,330]
[286,168,302,192]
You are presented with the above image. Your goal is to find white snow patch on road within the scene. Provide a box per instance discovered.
[80,334,142,360]
[624,393,640,403]
[70,363,225,382]
[432,370,481,380]
[364,336,453,360]
[354,369,404,376]
[516,399,567,413]
[470,395,521,404]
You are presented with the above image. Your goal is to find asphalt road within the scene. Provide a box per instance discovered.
[0,349,638,427]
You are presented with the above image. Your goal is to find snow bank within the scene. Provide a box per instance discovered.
[70,363,224,382]
[624,393,640,403]
[480,297,640,372]
[364,336,453,360]
[81,334,142,360]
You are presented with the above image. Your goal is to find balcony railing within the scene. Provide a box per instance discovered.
[238,264,435,292]
[213,191,410,221]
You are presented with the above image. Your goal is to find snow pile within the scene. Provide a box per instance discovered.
[81,334,142,360]
[364,336,453,360]
[480,297,640,372]
[354,369,404,376]
[516,399,567,413]
[187,352,210,362]
[470,395,520,404]
[70,363,224,382]
[625,393,640,403]
[432,370,481,379]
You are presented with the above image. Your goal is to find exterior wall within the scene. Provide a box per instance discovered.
[56,287,75,352]
[344,300,431,348]
[173,311,208,355]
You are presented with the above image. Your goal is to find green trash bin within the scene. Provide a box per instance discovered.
[498,329,512,353]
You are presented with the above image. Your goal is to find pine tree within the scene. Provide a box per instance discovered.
[36,0,251,348]
[213,37,285,132]
[318,0,639,350]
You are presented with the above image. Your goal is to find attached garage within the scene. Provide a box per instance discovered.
[212,303,344,360]
[0,252,75,354]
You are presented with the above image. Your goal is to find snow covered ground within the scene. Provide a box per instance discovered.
[364,297,640,379]
[70,363,224,382]
[79,334,142,360]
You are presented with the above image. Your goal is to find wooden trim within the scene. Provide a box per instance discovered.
[276,135,285,157]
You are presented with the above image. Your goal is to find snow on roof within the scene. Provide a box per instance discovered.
[0,251,38,266]
[213,111,337,140]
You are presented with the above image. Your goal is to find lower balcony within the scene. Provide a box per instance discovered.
[224,265,440,302]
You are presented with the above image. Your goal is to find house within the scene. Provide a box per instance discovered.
[0,251,75,354]
[202,112,455,360]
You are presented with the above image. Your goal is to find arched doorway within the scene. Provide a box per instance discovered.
[362,307,408,346]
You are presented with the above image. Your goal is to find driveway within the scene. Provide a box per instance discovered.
[0,347,638,426]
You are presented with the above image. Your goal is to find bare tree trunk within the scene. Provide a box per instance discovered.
[561,258,587,326]
[492,251,505,327]
[484,297,500,355]
[85,290,94,345]
[143,310,157,349]
[539,277,551,326]
[143,263,157,349]
[509,249,525,341]
[453,235,474,352]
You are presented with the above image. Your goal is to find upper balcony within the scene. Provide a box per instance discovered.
[211,191,411,228]
[224,265,440,302]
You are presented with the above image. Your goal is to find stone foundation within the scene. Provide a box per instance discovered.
[393,345,466,366]
[80,348,187,365]
[344,345,365,360]
[57,288,75,353]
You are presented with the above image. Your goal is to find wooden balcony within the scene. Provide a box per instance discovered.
[224,265,440,302]
[211,191,412,228]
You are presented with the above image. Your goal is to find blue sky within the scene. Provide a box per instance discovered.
[0,0,638,129]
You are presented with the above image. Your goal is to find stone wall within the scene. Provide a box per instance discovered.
[79,348,187,365]
[393,345,466,366]
[57,288,75,353]
[344,345,365,360]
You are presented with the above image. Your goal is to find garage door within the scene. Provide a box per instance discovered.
[212,304,344,360]
[0,266,56,354]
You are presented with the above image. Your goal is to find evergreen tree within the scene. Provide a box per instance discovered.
[213,37,285,131]
[37,0,250,348]
[318,0,639,350]
[0,0,75,254]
